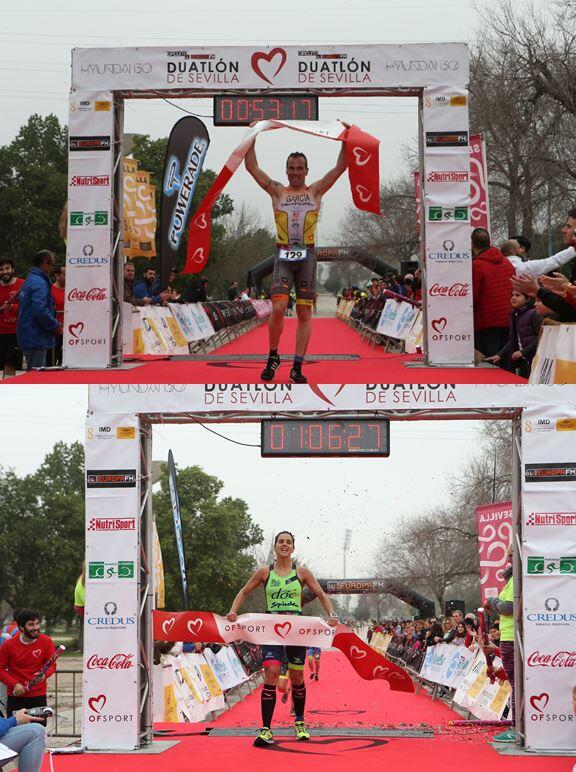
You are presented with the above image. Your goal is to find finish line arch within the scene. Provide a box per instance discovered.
[247,247,399,295]
[65,41,474,370]
[303,578,436,619]
[83,382,576,754]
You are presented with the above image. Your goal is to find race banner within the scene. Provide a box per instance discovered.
[123,159,157,259]
[185,120,380,273]
[452,649,510,720]
[202,646,249,691]
[159,117,210,290]
[469,133,490,230]
[476,501,513,603]
[376,298,419,341]
[167,450,189,610]
[71,43,469,92]
[154,611,414,692]
[419,643,476,688]
[522,405,576,750]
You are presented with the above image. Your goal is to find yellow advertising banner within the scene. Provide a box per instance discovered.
[123,158,157,258]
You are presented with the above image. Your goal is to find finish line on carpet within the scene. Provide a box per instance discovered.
[206,727,434,738]
[173,353,360,361]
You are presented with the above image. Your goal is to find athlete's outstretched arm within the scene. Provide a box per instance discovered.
[226,566,268,621]
[311,142,348,198]
[244,139,280,194]
[299,567,338,627]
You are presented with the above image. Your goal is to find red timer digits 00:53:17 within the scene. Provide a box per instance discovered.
[213,95,319,126]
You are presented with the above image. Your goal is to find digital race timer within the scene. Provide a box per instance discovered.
[213,95,319,126]
[261,418,390,458]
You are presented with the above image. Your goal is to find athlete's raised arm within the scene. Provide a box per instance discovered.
[310,142,347,198]
[298,567,339,627]
[226,565,268,621]
[245,139,282,196]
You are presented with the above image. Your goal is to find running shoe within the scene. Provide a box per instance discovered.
[254,727,274,747]
[294,721,310,741]
[261,353,281,381]
[492,729,516,743]
[289,366,307,384]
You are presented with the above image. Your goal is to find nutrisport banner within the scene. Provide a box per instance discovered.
[159,117,209,290]
[71,43,469,91]
[521,406,576,751]
[83,413,141,750]
[88,383,576,414]
[64,91,114,368]
[421,84,473,365]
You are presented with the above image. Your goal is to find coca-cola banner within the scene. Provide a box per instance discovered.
[65,90,114,368]
[476,501,513,603]
[84,413,141,750]
[421,84,473,365]
[522,406,576,751]
[71,43,469,92]
[469,133,490,230]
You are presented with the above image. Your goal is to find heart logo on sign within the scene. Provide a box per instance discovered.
[308,383,347,406]
[349,645,367,660]
[186,618,203,636]
[530,693,549,714]
[251,48,287,85]
[353,147,372,167]
[191,247,205,265]
[431,317,447,333]
[162,618,176,636]
[68,322,84,339]
[274,621,292,639]
[373,665,390,678]
[88,694,107,714]
[355,184,372,203]
[195,213,207,229]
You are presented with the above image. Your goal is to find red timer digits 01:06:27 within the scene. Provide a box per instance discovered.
[260,419,390,458]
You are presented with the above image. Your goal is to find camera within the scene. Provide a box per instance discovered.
[25,707,53,718]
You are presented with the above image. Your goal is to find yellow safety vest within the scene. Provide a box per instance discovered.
[498,575,514,642]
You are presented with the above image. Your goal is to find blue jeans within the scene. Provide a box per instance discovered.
[23,349,47,370]
[1,723,45,771]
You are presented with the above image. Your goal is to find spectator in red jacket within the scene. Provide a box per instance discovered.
[472,228,516,357]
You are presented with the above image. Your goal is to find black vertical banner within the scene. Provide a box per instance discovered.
[159,117,210,290]
[167,449,189,610]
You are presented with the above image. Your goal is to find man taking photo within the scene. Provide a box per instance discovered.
[0,609,57,718]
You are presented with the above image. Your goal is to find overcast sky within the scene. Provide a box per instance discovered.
[0,0,495,238]
[0,385,490,578]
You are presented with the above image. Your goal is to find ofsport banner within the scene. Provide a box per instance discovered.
[159,117,210,290]
[476,501,513,603]
[71,43,469,92]
[154,611,414,692]
[184,120,380,273]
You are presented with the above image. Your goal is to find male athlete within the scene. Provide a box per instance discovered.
[226,531,338,747]
[245,139,348,383]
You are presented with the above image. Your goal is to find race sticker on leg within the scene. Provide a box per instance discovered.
[278,247,307,262]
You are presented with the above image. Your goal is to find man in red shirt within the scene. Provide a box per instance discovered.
[471,228,515,357]
[0,609,57,718]
[0,258,25,377]
[49,264,65,366]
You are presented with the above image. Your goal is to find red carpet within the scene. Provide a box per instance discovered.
[10,319,524,385]
[43,651,571,771]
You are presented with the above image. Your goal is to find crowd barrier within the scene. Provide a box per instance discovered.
[154,644,259,723]
[529,322,576,384]
[380,640,511,722]
[122,299,272,356]
[337,295,423,353]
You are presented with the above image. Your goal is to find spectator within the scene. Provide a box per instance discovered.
[441,617,456,643]
[49,264,65,366]
[453,622,467,646]
[506,212,576,278]
[124,262,151,307]
[0,709,46,772]
[134,266,171,306]
[0,609,56,719]
[471,228,515,357]
[508,234,531,260]
[451,609,464,627]
[486,289,542,378]
[227,281,239,300]
[0,258,24,378]
[240,287,251,301]
[186,278,208,304]
[425,619,444,647]
[17,250,60,370]
[150,269,180,303]
[413,268,422,302]
[74,564,85,653]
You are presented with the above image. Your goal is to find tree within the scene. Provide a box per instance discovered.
[0,114,68,274]
[153,463,263,613]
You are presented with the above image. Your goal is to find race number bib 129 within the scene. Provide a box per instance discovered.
[278,247,308,262]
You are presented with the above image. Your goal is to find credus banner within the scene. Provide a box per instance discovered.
[159,117,209,290]
[154,610,414,692]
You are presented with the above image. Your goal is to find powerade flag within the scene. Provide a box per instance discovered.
[167,449,189,610]
[159,117,210,290]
